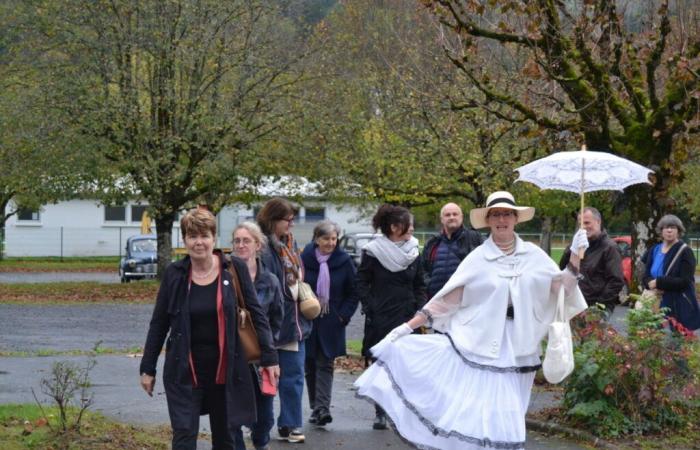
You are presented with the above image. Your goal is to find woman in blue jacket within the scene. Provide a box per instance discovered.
[301,220,359,426]
[642,214,700,331]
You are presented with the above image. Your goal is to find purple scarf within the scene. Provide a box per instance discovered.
[315,248,331,316]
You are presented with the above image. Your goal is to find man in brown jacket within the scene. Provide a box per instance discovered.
[559,207,624,316]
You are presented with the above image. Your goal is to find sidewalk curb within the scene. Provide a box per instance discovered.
[526,418,620,450]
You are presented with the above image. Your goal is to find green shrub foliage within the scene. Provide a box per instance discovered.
[563,307,700,437]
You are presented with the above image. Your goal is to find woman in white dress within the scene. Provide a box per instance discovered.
[355,191,589,450]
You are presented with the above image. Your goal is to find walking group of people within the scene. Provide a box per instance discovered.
[139,190,700,450]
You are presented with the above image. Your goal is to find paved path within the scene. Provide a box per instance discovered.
[0,355,586,450]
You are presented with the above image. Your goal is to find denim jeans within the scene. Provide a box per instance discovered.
[277,344,306,428]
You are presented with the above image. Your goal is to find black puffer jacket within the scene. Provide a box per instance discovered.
[140,253,278,429]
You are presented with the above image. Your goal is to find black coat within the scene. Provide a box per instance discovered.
[559,232,624,308]
[356,252,426,357]
[301,243,359,359]
[140,252,278,430]
[642,241,700,330]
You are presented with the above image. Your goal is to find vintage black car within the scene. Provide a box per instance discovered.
[119,234,158,282]
[337,232,376,267]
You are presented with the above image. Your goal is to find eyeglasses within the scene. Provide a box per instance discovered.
[280,217,295,223]
[233,238,255,245]
[488,211,515,219]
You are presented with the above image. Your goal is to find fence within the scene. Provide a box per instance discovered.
[2,221,327,259]
[4,225,700,261]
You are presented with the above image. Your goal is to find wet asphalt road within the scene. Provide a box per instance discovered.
[0,271,120,284]
[0,273,592,449]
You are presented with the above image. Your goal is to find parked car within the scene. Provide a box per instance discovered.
[119,234,158,282]
[612,235,632,301]
[338,232,377,267]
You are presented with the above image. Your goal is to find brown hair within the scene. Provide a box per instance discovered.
[180,209,217,240]
[372,204,412,237]
[256,197,298,236]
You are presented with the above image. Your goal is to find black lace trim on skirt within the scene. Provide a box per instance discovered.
[444,333,542,374]
[370,359,526,449]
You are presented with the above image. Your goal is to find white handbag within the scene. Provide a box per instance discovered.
[542,286,575,384]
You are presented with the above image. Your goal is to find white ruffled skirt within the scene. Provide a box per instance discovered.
[354,321,540,450]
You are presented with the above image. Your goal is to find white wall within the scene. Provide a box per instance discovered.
[3,199,374,257]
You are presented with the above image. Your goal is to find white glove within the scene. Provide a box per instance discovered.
[385,323,413,342]
[570,228,589,254]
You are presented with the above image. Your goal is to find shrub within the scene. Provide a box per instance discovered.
[562,306,700,437]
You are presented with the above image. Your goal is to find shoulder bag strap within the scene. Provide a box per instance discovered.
[664,243,688,276]
[228,264,245,309]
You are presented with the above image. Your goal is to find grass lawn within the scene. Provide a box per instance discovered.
[0,281,159,304]
[0,403,170,449]
[0,256,119,272]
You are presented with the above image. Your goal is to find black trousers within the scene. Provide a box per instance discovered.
[172,384,235,450]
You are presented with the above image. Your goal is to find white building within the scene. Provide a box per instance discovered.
[3,199,374,257]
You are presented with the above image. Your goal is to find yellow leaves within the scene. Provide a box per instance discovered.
[521,59,542,79]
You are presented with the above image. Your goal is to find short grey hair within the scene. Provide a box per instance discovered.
[232,221,268,256]
[313,220,341,241]
[656,214,685,237]
[581,206,602,222]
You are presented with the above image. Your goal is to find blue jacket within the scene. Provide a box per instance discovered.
[260,236,313,345]
[301,243,359,359]
[423,226,483,298]
[253,259,284,345]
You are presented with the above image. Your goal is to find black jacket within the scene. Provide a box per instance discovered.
[422,226,483,297]
[356,252,426,357]
[259,237,313,345]
[559,232,624,308]
[642,241,700,330]
[140,253,278,430]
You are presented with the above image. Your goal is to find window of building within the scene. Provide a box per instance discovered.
[131,205,149,223]
[305,207,325,221]
[104,205,126,222]
[17,208,40,221]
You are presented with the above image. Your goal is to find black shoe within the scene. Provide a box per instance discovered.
[277,426,305,443]
[308,409,319,424]
[372,413,387,430]
[316,409,333,426]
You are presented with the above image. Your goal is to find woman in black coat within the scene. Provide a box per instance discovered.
[356,204,426,429]
[140,209,279,450]
[642,214,700,331]
[301,220,359,427]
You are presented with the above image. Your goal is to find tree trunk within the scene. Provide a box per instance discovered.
[540,216,553,256]
[627,181,668,291]
[154,212,177,280]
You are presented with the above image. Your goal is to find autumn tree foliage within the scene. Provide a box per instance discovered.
[422,0,700,257]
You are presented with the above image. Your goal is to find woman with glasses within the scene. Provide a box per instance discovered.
[300,220,359,427]
[355,203,427,430]
[231,222,283,450]
[642,214,700,331]
[355,191,588,449]
[257,198,312,444]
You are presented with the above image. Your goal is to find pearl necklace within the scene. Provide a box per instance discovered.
[192,256,216,279]
[495,238,516,255]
